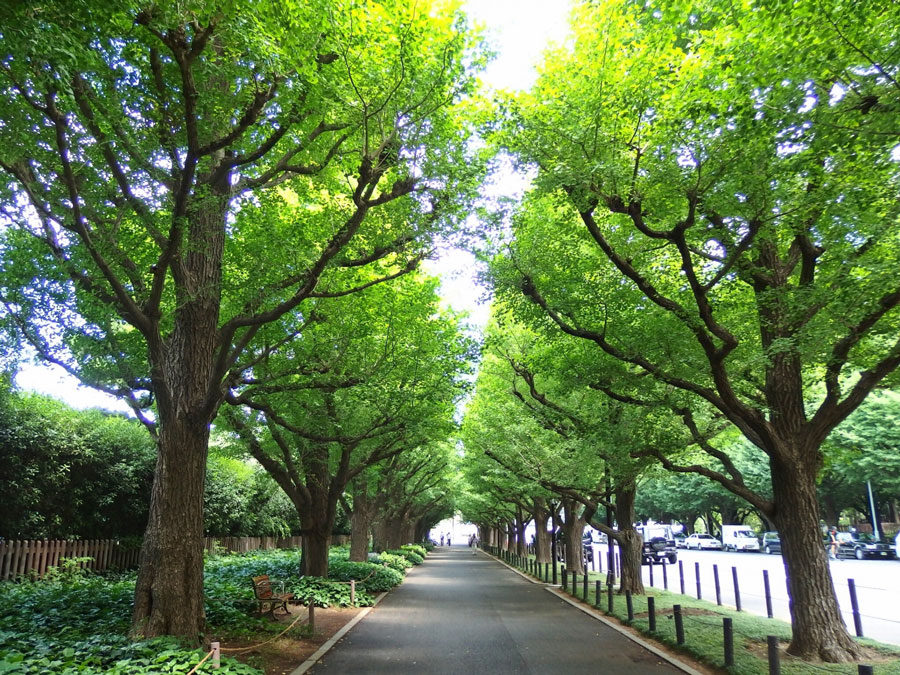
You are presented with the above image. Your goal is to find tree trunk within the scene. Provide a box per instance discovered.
[131,417,210,639]
[771,454,861,661]
[301,506,334,577]
[561,499,585,575]
[350,480,373,562]
[616,529,644,595]
[533,497,552,563]
[131,185,228,641]
[515,510,528,557]
[612,483,644,594]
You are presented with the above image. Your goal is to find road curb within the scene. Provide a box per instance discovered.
[546,587,706,675]
[289,591,388,675]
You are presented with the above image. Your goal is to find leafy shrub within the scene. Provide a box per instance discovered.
[400,544,428,558]
[288,577,373,608]
[376,552,413,572]
[328,560,403,593]
[390,548,424,565]
[0,544,412,673]
[0,635,260,674]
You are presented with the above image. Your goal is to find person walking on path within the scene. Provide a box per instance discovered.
[309,545,683,674]
[829,527,839,560]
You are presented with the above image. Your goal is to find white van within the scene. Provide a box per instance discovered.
[721,525,760,552]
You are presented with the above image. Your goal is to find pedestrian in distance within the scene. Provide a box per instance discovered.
[446,534,451,546]
[829,527,839,560]
[440,534,444,546]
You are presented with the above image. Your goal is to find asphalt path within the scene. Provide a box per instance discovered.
[309,546,684,674]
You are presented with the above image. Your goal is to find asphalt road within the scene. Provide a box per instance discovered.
[309,546,683,674]
[587,544,900,646]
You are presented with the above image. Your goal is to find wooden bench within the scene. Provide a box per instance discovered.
[250,574,294,616]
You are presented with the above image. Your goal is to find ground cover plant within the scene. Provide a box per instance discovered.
[0,547,412,674]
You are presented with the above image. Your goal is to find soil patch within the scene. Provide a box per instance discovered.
[219,603,365,675]
[745,637,899,667]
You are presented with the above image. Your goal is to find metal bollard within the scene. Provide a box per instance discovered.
[583,569,588,600]
[723,618,733,667]
[595,579,602,607]
[695,561,702,600]
[714,564,721,606]
[763,570,773,618]
[732,566,742,611]
[662,561,668,590]
[626,590,634,621]
[848,579,864,637]
[767,635,780,675]
[563,569,568,591]
[679,560,685,595]
[649,562,654,587]
[648,596,656,632]
[674,604,684,644]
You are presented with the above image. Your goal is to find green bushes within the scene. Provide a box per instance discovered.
[377,552,414,572]
[0,573,257,674]
[400,544,428,559]
[328,560,404,593]
[0,545,417,674]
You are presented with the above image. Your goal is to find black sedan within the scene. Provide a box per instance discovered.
[834,532,896,560]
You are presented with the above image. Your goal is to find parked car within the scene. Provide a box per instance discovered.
[721,525,760,552]
[636,524,677,565]
[761,531,781,555]
[674,533,687,549]
[833,532,896,560]
[685,533,723,550]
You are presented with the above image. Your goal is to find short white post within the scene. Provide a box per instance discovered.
[211,641,220,669]
[350,579,356,605]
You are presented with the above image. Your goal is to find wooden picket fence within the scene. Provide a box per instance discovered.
[0,539,141,580]
[0,534,352,581]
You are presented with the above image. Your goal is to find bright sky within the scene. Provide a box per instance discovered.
[14,1,573,411]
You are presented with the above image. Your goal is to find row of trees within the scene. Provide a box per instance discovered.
[461,0,900,664]
[0,0,483,640]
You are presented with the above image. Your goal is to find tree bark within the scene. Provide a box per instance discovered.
[349,479,374,562]
[560,499,586,575]
[532,497,552,563]
[131,181,228,641]
[131,416,210,639]
[515,507,528,557]
[610,483,644,595]
[771,453,861,661]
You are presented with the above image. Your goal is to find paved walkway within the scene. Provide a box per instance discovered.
[308,546,685,674]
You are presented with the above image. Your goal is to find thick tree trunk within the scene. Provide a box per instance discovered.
[533,498,552,563]
[350,480,373,562]
[515,510,528,557]
[301,506,334,577]
[561,500,585,575]
[131,417,210,639]
[132,186,227,641]
[616,529,644,595]
[612,483,644,594]
[771,456,861,661]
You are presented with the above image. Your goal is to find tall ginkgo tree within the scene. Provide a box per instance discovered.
[493,0,900,661]
[0,0,484,640]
